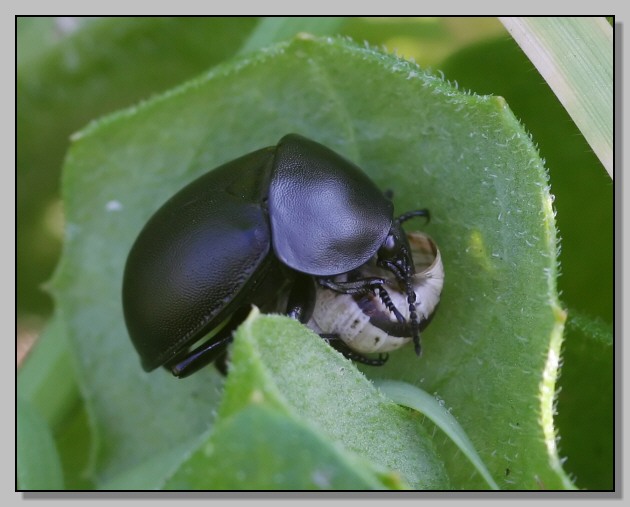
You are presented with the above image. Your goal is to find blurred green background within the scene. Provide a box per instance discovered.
[17,17,613,489]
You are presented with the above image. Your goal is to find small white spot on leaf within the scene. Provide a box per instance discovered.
[105,200,123,212]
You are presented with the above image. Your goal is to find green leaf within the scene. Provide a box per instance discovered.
[52,35,567,489]
[100,437,206,490]
[214,310,446,490]
[17,313,96,488]
[17,313,95,488]
[52,401,95,490]
[500,17,613,177]
[441,35,612,490]
[17,313,80,429]
[166,403,403,490]
[238,17,346,54]
[17,397,64,490]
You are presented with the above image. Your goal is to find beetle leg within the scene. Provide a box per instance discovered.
[286,274,317,323]
[378,258,422,357]
[320,277,406,326]
[395,208,430,225]
[213,349,229,376]
[167,326,235,378]
[375,286,406,324]
[318,277,385,295]
[320,334,389,366]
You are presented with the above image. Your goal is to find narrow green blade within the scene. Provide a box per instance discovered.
[500,17,613,178]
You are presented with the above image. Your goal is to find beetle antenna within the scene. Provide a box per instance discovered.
[405,277,422,357]
[378,257,422,356]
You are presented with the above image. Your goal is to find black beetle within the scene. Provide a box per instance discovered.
[122,134,430,377]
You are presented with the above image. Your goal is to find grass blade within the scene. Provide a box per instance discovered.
[500,17,613,178]
[375,379,499,490]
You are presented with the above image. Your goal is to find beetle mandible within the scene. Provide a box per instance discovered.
[122,134,432,377]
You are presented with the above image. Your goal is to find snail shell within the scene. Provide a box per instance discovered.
[308,232,444,354]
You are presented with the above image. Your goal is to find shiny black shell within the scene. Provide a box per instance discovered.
[122,134,393,371]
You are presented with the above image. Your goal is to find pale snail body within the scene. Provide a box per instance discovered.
[308,232,444,354]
